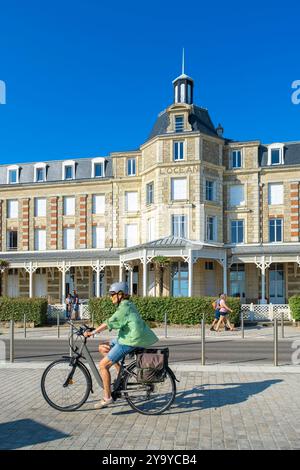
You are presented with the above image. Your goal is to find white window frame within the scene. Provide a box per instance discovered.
[63,196,75,216]
[175,115,184,132]
[34,162,47,182]
[91,157,106,178]
[172,214,187,238]
[34,198,47,217]
[92,194,105,215]
[206,216,217,242]
[171,178,187,201]
[63,227,75,250]
[231,219,244,244]
[127,158,136,176]
[147,218,156,242]
[173,141,184,161]
[92,225,105,249]
[62,160,76,180]
[7,200,18,219]
[230,149,243,169]
[229,184,245,207]
[7,165,19,184]
[267,143,284,166]
[269,218,283,243]
[125,191,139,212]
[125,224,138,247]
[268,183,284,205]
[205,179,215,201]
[146,182,154,205]
[34,229,46,251]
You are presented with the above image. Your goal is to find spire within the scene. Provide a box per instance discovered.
[182,48,185,75]
[172,49,194,105]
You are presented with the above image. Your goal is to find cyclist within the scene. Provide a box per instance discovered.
[84,281,158,409]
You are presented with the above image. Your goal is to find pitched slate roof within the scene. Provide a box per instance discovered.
[260,142,300,167]
[147,105,219,141]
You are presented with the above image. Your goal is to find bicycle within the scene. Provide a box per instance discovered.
[41,322,178,415]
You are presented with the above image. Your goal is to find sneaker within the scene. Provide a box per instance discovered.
[209,327,215,331]
[94,397,113,409]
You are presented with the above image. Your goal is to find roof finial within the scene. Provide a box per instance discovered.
[182,47,185,75]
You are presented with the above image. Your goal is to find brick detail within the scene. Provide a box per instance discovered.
[21,199,30,250]
[290,183,299,241]
[78,195,87,248]
[49,197,58,250]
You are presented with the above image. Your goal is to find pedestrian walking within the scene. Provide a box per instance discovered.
[72,289,80,320]
[65,293,73,320]
[215,294,234,332]
[210,293,222,331]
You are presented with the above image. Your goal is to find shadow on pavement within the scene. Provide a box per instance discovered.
[0,419,69,449]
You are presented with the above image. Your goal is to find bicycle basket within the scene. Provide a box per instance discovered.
[136,348,169,383]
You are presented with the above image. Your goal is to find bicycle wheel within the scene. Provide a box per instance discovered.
[123,362,176,415]
[41,358,91,411]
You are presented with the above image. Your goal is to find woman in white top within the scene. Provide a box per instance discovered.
[215,294,234,332]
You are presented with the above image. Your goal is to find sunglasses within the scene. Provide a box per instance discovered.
[109,292,118,297]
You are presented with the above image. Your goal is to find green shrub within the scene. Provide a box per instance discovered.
[88,296,241,326]
[0,297,48,326]
[288,296,300,321]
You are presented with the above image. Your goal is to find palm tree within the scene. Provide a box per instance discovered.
[152,256,170,297]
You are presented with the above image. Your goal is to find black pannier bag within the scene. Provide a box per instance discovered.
[136,348,169,383]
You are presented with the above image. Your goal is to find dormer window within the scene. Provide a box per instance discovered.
[62,160,75,180]
[7,165,19,184]
[267,144,284,166]
[34,162,47,182]
[230,150,242,169]
[175,115,184,133]
[91,157,106,178]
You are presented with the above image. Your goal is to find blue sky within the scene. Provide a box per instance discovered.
[0,0,300,164]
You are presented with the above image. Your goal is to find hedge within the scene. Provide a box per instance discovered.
[0,297,48,326]
[89,296,241,326]
[288,296,300,321]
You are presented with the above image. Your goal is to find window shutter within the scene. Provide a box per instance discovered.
[172,178,187,200]
[8,200,18,218]
[93,226,105,248]
[126,192,138,211]
[126,224,138,247]
[35,198,46,217]
[64,228,75,249]
[64,197,75,216]
[268,184,283,205]
[93,195,105,214]
[35,230,46,251]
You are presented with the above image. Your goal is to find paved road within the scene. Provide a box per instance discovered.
[1,337,297,365]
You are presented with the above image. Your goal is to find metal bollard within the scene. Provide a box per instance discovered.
[201,318,205,365]
[57,312,60,339]
[274,318,278,366]
[164,311,168,338]
[24,314,26,339]
[241,310,244,339]
[10,320,14,363]
[92,310,94,329]
[69,323,74,356]
[281,312,284,339]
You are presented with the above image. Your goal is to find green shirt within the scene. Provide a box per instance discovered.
[104,300,158,347]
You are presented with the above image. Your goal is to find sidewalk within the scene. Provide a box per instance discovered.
[0,363,300,450]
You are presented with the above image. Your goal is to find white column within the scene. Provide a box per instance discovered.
[119,262,124,282]
[29,261,33,298]
[96,260,100,298]
[188,250,193,297]
[129,268,133,295]
[261,255,266,304]
[143,249,147,297]
[61,261,66,304]
[223,251,227,295]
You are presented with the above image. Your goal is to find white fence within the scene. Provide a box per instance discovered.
[47,303,90,321]
[241,304,292,321]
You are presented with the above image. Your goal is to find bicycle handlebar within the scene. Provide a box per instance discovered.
[66,321,95,337]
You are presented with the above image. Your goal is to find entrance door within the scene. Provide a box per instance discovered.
[269,264,285,304]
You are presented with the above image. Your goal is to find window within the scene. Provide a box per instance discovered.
[62,160,75,180]
[63,197,75,216]
[34,198,46,217]
[125,224,138,247]
[269,218,283,242]
[171,262,188,297]
[147,218,155,242]
[230,150,242,169]
[206,216,216,241]
[127,158,136,176]
[231,220,244,244]
[171,178,187,201]
[125,191,138,212]
[267,144,284,166]
[230,264,245,298]
[205,261,214,270]
[229,185,245,206]
[206,180,215,201]
[63,228,75,249]
[7,230,18,250]
[92,226,105,249]
[7,200,18,218]
[7,165,19,184]
[91,157,106,178]
[174,141,184,161]
[175,115,184,132]
[172,215,187,238]
[34,162,47,182]
[92,194,105,214]
[34,229,46,251]
[146,182,154,205]
[268,183,283,205]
